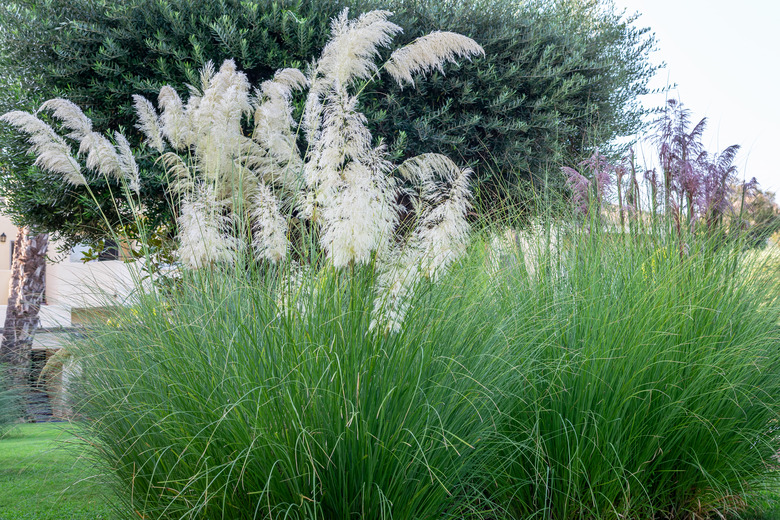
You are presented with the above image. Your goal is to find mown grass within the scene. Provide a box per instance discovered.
[744,483,780,520]
[0,423,115,520]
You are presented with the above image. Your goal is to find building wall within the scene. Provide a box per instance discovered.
[0,213,15,302]
[0,213,136,328]
[47,258,136,309]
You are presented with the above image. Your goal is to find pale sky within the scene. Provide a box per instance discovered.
[615,0,780,193]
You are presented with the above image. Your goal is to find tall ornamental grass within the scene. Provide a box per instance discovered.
[74,256,539,520]
[72,222,780,520]
[490,227,780,520]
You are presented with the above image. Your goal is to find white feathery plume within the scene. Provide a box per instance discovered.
[38,98,93,140]
[320,94,372,165]
[317,9,402,88]
[183,92,202,120]
[177,184,237,268]
[385,31,484,88]
[114,132,141,193]
[225,161,263,199]
[305,93,373,212]
[303,9,401,143]
[302,65,325,145]
[198,60,216,93]
[369,246,419,334]
[298,189,317,221]
[300,10,408,266]
[262,68,308,99]
[239,138,274,171]
[158,86,190,150]
[414,169,471,281]
[189,60,252,184]
[276,262,313,317]
[319,158,398,267]
[239,138,290,190]
[0,111,86,185]
[160,151,196,194]
[79,131,122,179]
[400,154,472,281]
[251,68,307,189]
[255,69,307,137]
[132,95,165,152]
[416,182,471,280]
[251,182,289,263]
[370,156,471,333]
[399,153,460,201]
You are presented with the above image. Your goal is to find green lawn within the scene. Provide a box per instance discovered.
[0,423,115,520]
[745,484,780,520]
[1,423,778,520]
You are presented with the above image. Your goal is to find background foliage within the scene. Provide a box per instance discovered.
[0,0,656,244]
[0,365,21,436]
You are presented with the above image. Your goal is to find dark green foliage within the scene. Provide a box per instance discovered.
[0,0,656,244]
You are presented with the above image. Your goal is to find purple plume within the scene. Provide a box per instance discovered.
[563,166,590,215]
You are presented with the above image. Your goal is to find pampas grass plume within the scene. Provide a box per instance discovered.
[79,132,122,179]
[318,9,402,88]
[38,98,92,140]
[114,132,141,193]
[158,86,189,150]
[251,183,289,263]
[132,95,165,152]
[386,31,484,88]
[177,184,237,267]
[0,111,86,185]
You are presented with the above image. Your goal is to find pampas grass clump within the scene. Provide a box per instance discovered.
[5,8,780,520]
[2,8,484,334]
[75,253,522,520]
[70,222,780,520]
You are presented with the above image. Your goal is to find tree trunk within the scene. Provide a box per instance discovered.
[0,228,48,399]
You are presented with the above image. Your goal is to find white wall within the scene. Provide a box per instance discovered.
[46,259,137,309]
[0,211,137,321]
[0,213,17,304]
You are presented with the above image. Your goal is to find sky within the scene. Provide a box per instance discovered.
[614,0,780,193]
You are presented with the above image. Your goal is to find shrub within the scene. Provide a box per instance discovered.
[0,0,657,244]
[73,259,534,519]
[489,226,780,520]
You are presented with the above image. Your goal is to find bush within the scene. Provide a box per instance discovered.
[0,0,656,243]
[72,223,780,520]
[74,260,534,519]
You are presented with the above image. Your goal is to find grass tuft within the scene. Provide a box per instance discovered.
[72,222,780,520]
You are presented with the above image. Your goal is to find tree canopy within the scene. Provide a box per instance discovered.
[0,0,657,245]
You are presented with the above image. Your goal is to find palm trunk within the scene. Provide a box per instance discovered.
[0,228,48,405]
